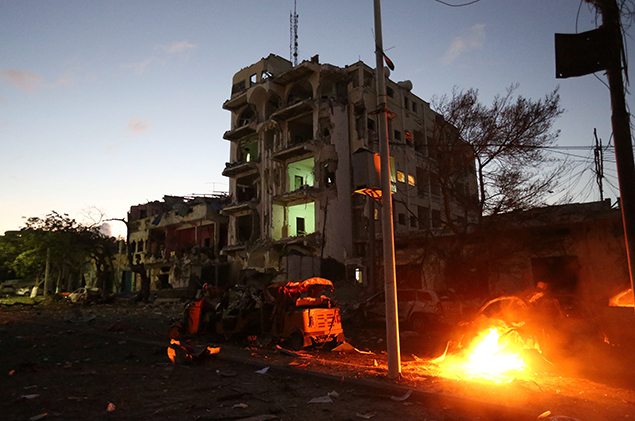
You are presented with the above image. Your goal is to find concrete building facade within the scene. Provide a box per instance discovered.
[127,195,228,292]
[221,54,478,287]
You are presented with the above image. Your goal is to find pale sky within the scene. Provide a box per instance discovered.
[1,0,632,238]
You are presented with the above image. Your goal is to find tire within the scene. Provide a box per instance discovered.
[286,331,305,350]
[408,313,427,332]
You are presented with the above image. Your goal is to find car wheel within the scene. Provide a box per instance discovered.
[286,331,305,351]
[409,313,427,332]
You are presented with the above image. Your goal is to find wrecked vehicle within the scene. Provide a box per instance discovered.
[66,287,101,303]
[265,277,345,349]
[362,288,443,331]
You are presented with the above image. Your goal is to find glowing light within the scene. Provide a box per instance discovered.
[435,324,538,383]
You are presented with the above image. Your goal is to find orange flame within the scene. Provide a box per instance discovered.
[608,288,634,308]
[167,339,180,363]
[435,324,539,383]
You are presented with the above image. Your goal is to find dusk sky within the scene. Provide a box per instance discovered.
[1,0,633,238]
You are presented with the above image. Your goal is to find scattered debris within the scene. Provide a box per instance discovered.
[356,412,377,419]
[216,369,238,377]
[390,390,412,402]
[233,403,249,409]
[255,366,270,375]
[29,413,48,421]
[275,344,305,357]
[8,369,16,376]
[167,339,220,364]
[106,402,116,412]
[327,390,339,399]
[20,394,40,400]
[234,415,279,421]
[308,395,333,404]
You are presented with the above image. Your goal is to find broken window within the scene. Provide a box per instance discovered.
[296,217,306,235]
[237,105,256,127]
[261,70,272,80]
[236,174,257,202]
[249,73,257,86]
[418,206,429,229]
[431,209,441,228]
[287,113,313,146]
[398,213,406,225]
[414,130,426,154]
[271,201,316,240]
[410,215,417,228]
[239,136,258,162]
[287,80,312,105]
[386,86,394,97]
[236,214,253,243]
[324,164,336,187]
[412,102,417,113]
[287,157,315,192]
[394,130,401,141]
[416,167,427,196]
[404,96,409,109]
[265,94,281,119]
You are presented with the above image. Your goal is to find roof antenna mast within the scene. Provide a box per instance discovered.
[290,0,299,66]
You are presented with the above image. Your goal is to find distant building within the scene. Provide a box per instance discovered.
[126,195,228,293]
[221,54,478,287]
[395,200,630,311]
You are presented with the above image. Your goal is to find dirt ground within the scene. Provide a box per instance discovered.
[1,300,635,420]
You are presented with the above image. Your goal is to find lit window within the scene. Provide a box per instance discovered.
[374,208,379,220]
[407,174,415,186]
[396,170,405,183]
[355,267,363,284]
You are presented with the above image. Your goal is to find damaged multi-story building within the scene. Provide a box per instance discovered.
[126,195,229,293]
[221,53,478,288]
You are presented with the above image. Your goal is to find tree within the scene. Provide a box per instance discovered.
[7,212,117,295]
[433,84,565,219]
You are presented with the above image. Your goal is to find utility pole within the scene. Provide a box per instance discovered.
[592,0,635,306]
[593,128,604,201]
[373,0,401,379]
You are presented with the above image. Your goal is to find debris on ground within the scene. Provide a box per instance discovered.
[390,390,413,402]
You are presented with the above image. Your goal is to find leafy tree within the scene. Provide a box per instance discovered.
[4,212,117,295]
[433,84,565,220]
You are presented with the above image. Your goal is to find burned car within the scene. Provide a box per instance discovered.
[363,288,443,331]
[265,277,345,349]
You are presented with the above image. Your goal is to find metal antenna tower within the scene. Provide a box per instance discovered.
[290,0,299,66]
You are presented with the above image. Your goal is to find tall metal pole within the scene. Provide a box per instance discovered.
[373,0,401,379]
[594,0,635,307]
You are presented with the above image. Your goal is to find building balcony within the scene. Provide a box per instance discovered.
[221,199,258,215]
[270,98,314,121]
[272,139,315,161]
[222,159,259,178]
[223,121,257,141]
[222,90,248,111]
[272,185,320,205]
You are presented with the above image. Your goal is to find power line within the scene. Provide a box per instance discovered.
[433,0,481,7]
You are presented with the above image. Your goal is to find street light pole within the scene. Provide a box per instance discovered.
[373,0,401,379]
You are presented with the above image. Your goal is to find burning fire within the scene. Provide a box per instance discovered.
[434,323,540,383]
[608,288,634,308]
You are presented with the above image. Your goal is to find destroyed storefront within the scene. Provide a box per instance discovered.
[126,195,229,294]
